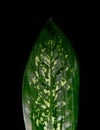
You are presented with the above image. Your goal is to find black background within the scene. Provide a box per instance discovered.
[4,3,99,130]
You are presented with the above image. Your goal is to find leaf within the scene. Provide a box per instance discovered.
[22,18,79,130]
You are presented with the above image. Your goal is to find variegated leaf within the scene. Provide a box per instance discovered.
[22,18,79,130]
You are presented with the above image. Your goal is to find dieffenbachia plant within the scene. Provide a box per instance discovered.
[22,18,79,130]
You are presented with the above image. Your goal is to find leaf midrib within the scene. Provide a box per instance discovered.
[50,40,52,130]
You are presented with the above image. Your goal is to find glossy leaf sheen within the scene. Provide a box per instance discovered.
[22,18,79,130]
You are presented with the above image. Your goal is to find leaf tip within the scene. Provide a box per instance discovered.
[48,17,53,21]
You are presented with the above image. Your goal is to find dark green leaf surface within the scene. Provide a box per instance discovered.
[22,18,79,130]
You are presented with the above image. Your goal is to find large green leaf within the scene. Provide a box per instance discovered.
[22,18,79,130]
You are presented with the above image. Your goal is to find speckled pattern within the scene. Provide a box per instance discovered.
[22,19,79,130]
